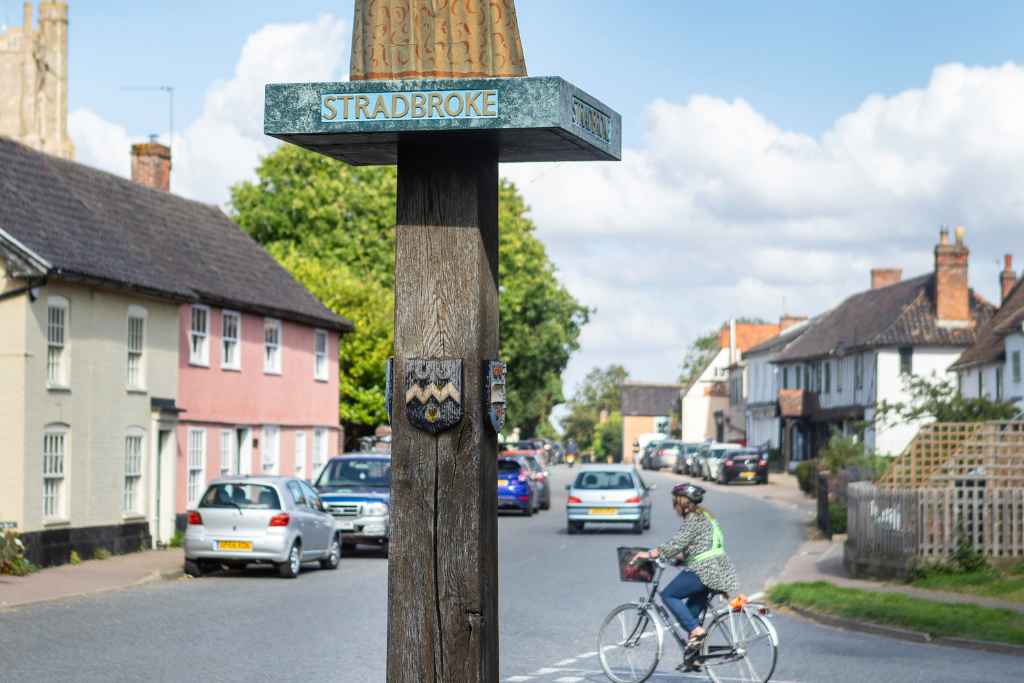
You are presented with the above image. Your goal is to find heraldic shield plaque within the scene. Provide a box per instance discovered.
[405,359,464,434]
[484,360,507,434]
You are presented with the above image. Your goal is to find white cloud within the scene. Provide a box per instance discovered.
[69,14,350,206]
[503,61,1024,401]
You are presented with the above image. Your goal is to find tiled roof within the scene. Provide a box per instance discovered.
[743,317,816,357]
[0,137,351,331]
[621,382,681,416]
[772,273,993,363]
[950,276,1024,370]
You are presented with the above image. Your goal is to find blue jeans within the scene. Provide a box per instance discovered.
[661,570,710,633]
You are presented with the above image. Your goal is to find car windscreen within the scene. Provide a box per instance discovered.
[199,484,281,510]
[683,444,699,453]
[573,471,636,490]
[731,450,763,461]
[316,459,391,487]
[498,459,521,475]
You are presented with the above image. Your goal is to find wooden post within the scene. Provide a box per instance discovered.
[388,132,500,683]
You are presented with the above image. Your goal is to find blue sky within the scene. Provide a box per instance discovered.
[12,0,1024,401]
[53,1,1024,146]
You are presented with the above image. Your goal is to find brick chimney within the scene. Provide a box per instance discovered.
[934,226,969,324]
[871,268,902,290]
[131,139,171,191]
[1001,254,1016,303]
[780,314,807,331]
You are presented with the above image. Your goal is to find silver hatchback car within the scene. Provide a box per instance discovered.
[184,476,341,578]
[566,465,655,535]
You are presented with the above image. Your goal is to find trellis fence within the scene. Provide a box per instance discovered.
[846,482,1024,577]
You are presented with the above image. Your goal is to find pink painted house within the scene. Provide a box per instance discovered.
[122,145,353,524]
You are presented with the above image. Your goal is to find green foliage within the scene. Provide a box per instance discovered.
[678,329,719,384]
[231,146,587,439]
[560,365,630,451]
[69,550,82,565]
[911,569,1024,603]
[94,547,111,560]
[828,499,848,534]
[907,524,989,581]
[795,460,817,495]
[816,429,892,481]
[0,530,36,576]
[593,412,623,463]
[875,371,1022,431]
[768,580,1024,645]
[169,531,184,549]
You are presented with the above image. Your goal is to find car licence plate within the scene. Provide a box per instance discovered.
[589,508,617,514]
[217,541,251,551]
[740,472,756,479]
[336,521,355,531]
[497,479,508,487]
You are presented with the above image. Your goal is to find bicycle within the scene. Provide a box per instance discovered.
[598,552,778,683]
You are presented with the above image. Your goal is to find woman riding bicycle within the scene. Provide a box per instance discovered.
[632,483,738,668]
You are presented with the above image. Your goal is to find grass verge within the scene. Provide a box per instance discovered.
[768,581,1024,645]
[912,571,1024,604]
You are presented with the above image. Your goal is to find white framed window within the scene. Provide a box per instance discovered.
[187,428,206,506]
[221,310,241,370]
[124,429,144,513]
[46,296,69,386]
[262,425,280,474]
[43,425,67,518]
[295,431,306,480]
[219,429,235,476]
[312,428,327,477]
[126,306,147,389]
[190,305,210,366]
[264,318,281,374]
[314,329,329,381]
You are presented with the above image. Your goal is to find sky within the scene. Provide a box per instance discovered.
[14,0,1024,420]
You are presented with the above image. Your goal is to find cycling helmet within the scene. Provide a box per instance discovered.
[671,482,705,504]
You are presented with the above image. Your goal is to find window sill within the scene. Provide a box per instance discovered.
[46,385,71,393]
[314,376,329,383]
[126,387,148,394]
[221,365,242,372]
[189,360,210,368]
[43,517,71,527]
[263,369,282,376]
[122,512,146,521]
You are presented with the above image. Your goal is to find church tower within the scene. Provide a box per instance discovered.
[0,2,74,160]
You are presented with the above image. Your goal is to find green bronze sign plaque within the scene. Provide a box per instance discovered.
[264,76,621,165]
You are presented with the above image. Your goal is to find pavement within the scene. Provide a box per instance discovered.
[771,536,1024,616]
[0,547,184,610]
[1,466,1022,682]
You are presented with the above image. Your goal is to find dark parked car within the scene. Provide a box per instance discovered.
[498,456,537,516]
[645,439,681,470]
[716,448,769,485]
[522,454,551,510]
[673,443,701,475]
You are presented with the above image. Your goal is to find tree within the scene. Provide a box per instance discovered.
[560,365,629,451]
[874,371,1021,429]
[678,329,719,384]
[593,411,624,462]
[230,146,587,440]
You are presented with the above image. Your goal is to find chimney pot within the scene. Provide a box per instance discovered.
[1001,253,1016,304]
[955,226,965,245]
[934,227,970,322]
[871,268,902,290]
[130,141,171,192]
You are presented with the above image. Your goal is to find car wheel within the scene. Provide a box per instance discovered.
[632,521,643,535]
[381,541,389,558]
[567,521,577,535]
[541,499,550,511]
[643,515,651,530]
[523,501,533,517]
[278,542,301,578]
[184,559,205,577]
[320,535,341,570]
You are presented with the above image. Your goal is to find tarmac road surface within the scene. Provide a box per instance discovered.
[0,464,1020,682]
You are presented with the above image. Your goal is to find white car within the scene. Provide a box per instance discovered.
[702,443,745,482]
[566,465,656,535]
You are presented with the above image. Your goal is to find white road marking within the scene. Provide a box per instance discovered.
[575,651,598,658]
[504,677,533,682]
[554,659,577,666]
[555,678,583,682]
[532,669,564,674]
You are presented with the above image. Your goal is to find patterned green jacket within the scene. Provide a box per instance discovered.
[656,512,740,593]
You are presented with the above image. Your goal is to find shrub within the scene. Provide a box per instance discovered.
[0,530,37,576]
[796,460,816,495]
[829,499,848,534]
[69,550,82,565]
[94,547,111,560]
[169,531,184,548]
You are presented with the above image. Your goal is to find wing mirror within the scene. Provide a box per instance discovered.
[565,484,571,491]
[544,471,550,477]
[647,484,658,491]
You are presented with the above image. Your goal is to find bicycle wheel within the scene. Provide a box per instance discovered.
[701,610,777,683]
[598,603,663,683]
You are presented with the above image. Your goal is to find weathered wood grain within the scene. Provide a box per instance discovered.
[389,132,500,683]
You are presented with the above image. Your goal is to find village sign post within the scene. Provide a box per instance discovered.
[264,2,620,681]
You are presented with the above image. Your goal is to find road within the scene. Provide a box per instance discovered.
[0,464,1020,682]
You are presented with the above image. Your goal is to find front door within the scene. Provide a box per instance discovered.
[236,427,252,476]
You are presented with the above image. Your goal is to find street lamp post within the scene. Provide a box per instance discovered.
[264,3,620,680]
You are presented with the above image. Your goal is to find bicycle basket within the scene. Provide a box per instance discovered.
[617,546,655,583]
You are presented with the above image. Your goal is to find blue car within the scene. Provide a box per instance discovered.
[498,456,537,516]
[314,454,391,555]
